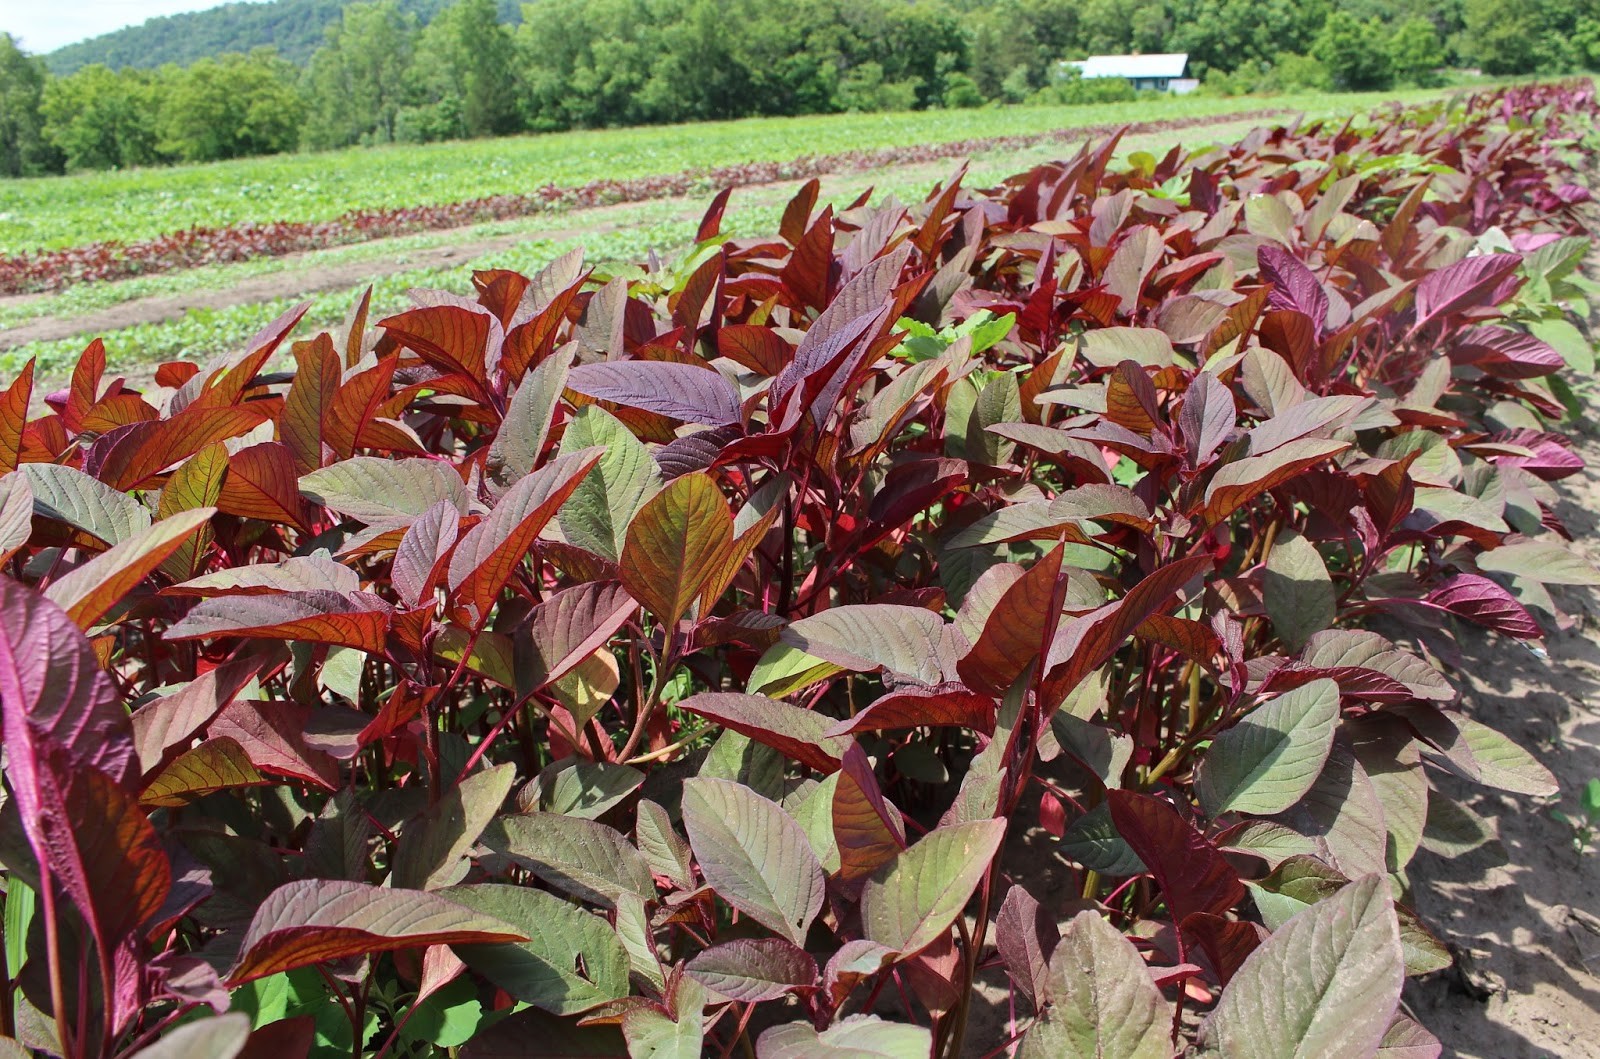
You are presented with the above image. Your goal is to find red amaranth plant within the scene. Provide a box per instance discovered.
[0,81,1595,1058]
[0,111,1294,296]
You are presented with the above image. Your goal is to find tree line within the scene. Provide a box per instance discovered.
[2,0,1598,178]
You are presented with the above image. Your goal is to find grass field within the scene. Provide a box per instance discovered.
[0,90,1448,255]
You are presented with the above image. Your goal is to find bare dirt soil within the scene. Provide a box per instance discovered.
[1402,422,1600,1058]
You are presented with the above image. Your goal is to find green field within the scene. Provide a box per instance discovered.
[0,90,1446,255]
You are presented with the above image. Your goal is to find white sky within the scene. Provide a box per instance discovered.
[4,0,227,53]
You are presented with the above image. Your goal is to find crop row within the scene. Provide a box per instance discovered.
[0,110,1289,296]
[0,81,1594,1058]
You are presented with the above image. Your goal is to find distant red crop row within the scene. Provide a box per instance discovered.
[0,110,1289,296]
[0,82,1594,1059]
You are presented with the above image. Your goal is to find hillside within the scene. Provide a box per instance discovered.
[44,0,519,73]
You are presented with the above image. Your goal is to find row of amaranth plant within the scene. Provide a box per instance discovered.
[0,111,1295,296]
[0,80,1596,1059]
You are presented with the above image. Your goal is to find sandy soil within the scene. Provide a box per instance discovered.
[1402,421,1600,1058]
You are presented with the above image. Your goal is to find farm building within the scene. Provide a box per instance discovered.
[1061,53,1198,94]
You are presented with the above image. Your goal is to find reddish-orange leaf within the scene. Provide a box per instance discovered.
[957,544,1066,696]
[65,339,106,434]
[283,333,341,475]
[0,359,34,473]
[97,405,268,491]
[828,684,997,737]
[324,355,399,459]
[618,472,732,630]
[218,443,309,529]
[166,590,394,654]
[445,448,603,628]
[833,745,905,886]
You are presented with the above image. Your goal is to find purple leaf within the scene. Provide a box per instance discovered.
[566,361,743,426]
[1413,253,1522,330]
[1257,245,1328,334]
[1427,573,1541,639]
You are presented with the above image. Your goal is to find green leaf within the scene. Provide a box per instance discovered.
[757,1015,932,1058]
[680,777,825,946]
[20,462,150,545]
[1529,317,1594,373]
[746,642,842,697]
[1248,857,1450,977]
[445,883,630,1015]
[299,457,468,523]
[966,371,1021,466]
[520,757,644,818]
[398,976,487,1049]
[1198,875,1404,1058]
[1477,539,1600,585]
[1195,679,1340,817]
[635,798,693,889]
[780,604,956,687]
[1018,911,1170,1059]
[557,405,663,561]
[1263,529,1334,651]
[860,818,1005,957]
[488,347,571,487]
[621,977,706,1059]
[482,812,655,908]
[1060,803,1143,875]
[392,763,517,890]
[127,1014,251,1059]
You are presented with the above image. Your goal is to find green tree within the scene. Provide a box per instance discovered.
[1313,11,1394,90]
[1388,15,1443,86]
[0,34,60,176]
[303,1,417,149]
[403,0,519,140]
[41,64,165,170]
[159,49,306,162]
[1463,0,1540,74]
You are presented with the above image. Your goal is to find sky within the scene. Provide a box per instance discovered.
[4,0,226,53]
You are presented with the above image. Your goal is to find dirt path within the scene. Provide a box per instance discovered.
[0,213,640,350]
[1402,419,1600,1057]
[0,111,1297,354]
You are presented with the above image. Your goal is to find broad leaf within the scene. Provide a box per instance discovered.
[860,819,1005,957]
[686,939,818,1003]
[301,457,469,524]
[677,692,850,774]
[482,813,654,908]
[557,405,663,561]
[45,507,215,629]
[445,883,631,1015]
[680,777,825,946]
[757,1015,931,1059]
[1197,875,1404,1058]
[228,880,525,984]
[391,763,517,890]
[781,604,956,687]
[1019,910,1170,1059]
[1262,529,1334,651]
[566,360,743,426]
[618,472,731,629]
[166,590,393,653]
[1196,679,1340,817]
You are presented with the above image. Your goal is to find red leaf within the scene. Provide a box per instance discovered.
[678,692,849,774]
[218,442,310,529]
[0,359,34,473]
[1107,790,1244,926]
[566,361,743,427]
[1427,573,1541,639]
[283,334,341,474]
[445,448,603,628]
[958,544,1066,696]
[1041,555,1211,706]
[826,684,996,737]
[166,590,394,653]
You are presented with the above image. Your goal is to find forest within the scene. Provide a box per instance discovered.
[2,0,1599,177]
